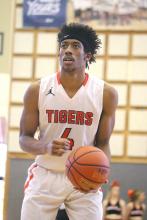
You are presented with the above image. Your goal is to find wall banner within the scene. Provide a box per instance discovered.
[23,0,67,28]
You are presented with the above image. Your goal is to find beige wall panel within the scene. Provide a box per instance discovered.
[128,60,147,81]
[37,33,58,54]
[88,59,104,79]
[0,74,10,118]
[12,57,33,78]
[110,134,124,156]
[35,57,57,79]
[127,135,147,157]
[10,106,23,128]
[11,81,30,103]
[130,85,147,106]
[129,110,147,131]
[110,84,127,106]
[15,7,23,29]
[8,130,22,152]
[132,34,147,56]
[0,0,13,73]
[114,109,126,131]
[14,32,34,54]
[107,59,128,80]
[16,0,23,3]
[108,34,129,55]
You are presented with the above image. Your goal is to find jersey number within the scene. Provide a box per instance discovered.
[61,128,74,150]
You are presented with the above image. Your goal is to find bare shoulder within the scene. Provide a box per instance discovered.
[24,80,40,107]
[103,199,108,206]
[127,202,133,209]
[120,199,126,206]
[103,83,118,113]
[143,203,146,210]
[24,80,40,97]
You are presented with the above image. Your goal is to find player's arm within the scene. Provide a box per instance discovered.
[19,81,46,155]
[143,203,146,211]
[120,199,126,220]
[102,200,108,220]
[19,81,70,156]
[125,203,133,220]
[95,83,118,160]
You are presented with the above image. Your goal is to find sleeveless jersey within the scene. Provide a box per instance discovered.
[129,204,144,217]
[105,200,122,216]
[35,73,104,171]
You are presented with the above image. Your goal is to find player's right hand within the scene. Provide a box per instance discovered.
[47,138,70,156]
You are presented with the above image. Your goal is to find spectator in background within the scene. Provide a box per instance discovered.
[103,180,126,220]
[126,189,146,220]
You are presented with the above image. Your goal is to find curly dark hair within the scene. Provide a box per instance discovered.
[58,23,101,66]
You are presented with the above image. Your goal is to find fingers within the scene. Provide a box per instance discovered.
[51,138,70,156]
[53,138,70,147]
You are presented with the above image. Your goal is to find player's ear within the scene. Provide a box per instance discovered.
[85,52,92,62]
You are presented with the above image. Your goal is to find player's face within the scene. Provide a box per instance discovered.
[111,186,120,197]
[59,39,87,72]
[138,192,145,202]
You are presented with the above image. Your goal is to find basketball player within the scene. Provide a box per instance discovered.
[103,180,126,220]
[19,23,118,220]
[126,189,146,220]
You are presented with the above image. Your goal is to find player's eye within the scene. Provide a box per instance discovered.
[73,44,80,48]
[60,43,68,49]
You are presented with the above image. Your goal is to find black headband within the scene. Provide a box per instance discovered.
[59,34,90,52]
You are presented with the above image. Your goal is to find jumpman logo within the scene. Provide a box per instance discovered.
[46,87,55,96]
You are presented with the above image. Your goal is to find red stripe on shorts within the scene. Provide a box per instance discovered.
[24,163,38,191]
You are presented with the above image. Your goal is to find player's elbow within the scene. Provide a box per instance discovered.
[19,134,28,152]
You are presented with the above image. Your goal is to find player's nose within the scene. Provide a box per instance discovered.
[65,45,73,54]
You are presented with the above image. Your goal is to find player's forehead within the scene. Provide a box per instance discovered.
[61,39,83,45]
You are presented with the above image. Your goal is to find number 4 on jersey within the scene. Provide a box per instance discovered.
[61,128,74,150]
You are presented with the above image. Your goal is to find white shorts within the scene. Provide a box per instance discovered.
[21,163,103,220]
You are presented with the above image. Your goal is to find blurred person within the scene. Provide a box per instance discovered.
[126,189,146,220]
[103,180,126,220]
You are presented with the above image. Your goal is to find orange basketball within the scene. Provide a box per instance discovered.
[65,146,110,191]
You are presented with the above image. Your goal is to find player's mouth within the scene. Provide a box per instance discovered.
[63,57,74,64]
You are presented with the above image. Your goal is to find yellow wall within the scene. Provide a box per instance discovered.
[0,0,14,119]
[0,0,14,73]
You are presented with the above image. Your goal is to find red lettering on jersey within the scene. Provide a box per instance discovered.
[76,111,84,125]
[85,112,93,126]
[46,109,94,125]
[68,110,76,124]
[54,110,59,123]
[46,110,54,123]
[59,110,67,123]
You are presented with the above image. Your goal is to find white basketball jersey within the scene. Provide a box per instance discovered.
[35,73,104,171]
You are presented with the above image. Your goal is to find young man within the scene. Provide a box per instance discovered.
[19,23,118,220]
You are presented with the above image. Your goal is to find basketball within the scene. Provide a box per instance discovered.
[65,146,110,191]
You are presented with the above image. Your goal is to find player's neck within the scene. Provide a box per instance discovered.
[134,201,141,206]
[60,70,86,91]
